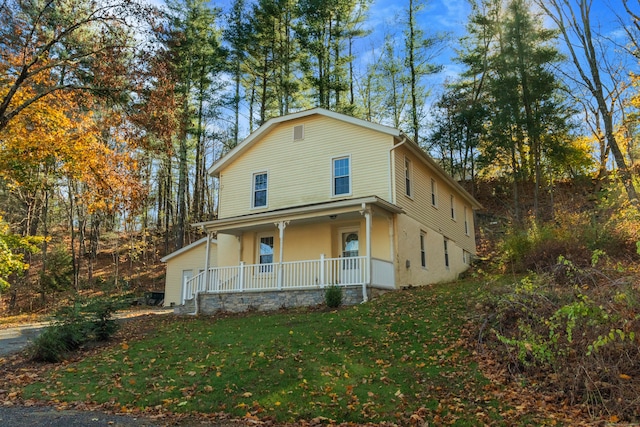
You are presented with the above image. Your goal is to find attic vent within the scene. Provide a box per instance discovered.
[293,124,304,141]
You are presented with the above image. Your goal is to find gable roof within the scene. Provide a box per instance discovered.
[160,237,218,263]
[208,107,482,210]
[208,107,401,177]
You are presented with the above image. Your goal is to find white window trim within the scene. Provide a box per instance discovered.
[464,206,470,236]
[331,155,352,198]
[257,233,275,274]
[251,170,269,209]
[450,194,456,221]
[431,178,438,207]
[404,156,413,199]
[420,231,427,269]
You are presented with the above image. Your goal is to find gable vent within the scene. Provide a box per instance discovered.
[293,124,304,141]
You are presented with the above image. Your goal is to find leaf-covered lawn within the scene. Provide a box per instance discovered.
[14,281,584,425]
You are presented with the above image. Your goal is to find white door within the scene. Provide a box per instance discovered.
[181,270,193,304]
[340,230,360,284]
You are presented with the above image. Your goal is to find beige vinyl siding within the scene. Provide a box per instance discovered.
[215,216,393,267]
[393,146,476,255]
[395,215,464,285]
[163,241,217,307]
[218,115,393,219]
[217,234,241,267]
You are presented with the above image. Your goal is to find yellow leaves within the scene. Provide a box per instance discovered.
[121,342,129,350]
[619,373,631,380]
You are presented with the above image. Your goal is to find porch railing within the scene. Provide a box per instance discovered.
[183,255,379,301]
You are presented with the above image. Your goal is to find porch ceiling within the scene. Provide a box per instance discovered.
[192,196,403,236]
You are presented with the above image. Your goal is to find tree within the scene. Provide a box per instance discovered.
[0,0,156,133]
[165,0,227,248]
[444,0,578,220]
[224,0,250,147]
[0,216,42,293]
[244,0,306,127]
[536,0,639,207]
[403,0,444,144]
[296,0,369,112]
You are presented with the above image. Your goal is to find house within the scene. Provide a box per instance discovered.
[161,237,218,307]
[163,108,482,314]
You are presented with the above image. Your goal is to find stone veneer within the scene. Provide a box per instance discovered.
[174,285,364,315]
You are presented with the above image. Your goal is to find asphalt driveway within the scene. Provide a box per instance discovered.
[0,308,173,357]
[0,323,48,357]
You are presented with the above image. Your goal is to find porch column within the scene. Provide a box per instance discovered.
[360,204,372,302]
[204,232,212,291]
[275,221,289,290]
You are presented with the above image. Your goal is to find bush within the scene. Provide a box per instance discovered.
[325,285,343,308]
[30,295,127,362]
[483,263,640,421]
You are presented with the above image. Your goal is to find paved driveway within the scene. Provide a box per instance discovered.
[0,323,48,357]
[0,308,173,357]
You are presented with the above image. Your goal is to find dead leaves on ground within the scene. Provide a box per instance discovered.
[0,290,617,426]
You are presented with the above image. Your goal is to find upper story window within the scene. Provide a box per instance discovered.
[464,206,470,235]
[253,172,268,208]
[431,178,438,207]
[293,124,304,141]
[333,156,351,196]
[404,157,412,198]
[450,194,456,220]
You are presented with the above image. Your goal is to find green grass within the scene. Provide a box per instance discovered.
[23,280,507,424]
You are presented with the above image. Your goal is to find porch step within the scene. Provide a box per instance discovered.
[174,298,195,314]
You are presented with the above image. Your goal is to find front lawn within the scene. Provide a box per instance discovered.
[19,281,534,424]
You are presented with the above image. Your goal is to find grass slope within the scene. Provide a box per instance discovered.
[21,281,530,425]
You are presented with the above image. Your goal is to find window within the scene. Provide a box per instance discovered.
[444,238,449,269]
[404,157,412,197]
[450,194,456,220]
[464,206,469,235]
[420,232,426,268]
[253,172,268,208]
[431,178,437,206]
[293,124,304,141]
[333,156,350,196]
[463,250,471,265]
[259,236,274,273]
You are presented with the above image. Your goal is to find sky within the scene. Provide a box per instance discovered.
[146,0,640,141]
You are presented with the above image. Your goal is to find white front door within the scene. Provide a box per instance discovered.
[181,270,193,304]
[340,230,360,283]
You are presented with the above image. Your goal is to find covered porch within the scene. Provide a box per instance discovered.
[184,197,403,309]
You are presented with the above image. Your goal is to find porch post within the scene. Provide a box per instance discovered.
[204,232,212,291]
[360,203,372,302]
[275,221,289,290]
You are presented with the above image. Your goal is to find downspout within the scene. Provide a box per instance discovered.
[361,203,372,303]
[388,137,407,204]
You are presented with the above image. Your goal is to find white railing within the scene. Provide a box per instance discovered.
[183,255,372,300]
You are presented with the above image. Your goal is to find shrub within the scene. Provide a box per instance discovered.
[483,263,640,421]
[325,285,343,308]
[30,295,127,362]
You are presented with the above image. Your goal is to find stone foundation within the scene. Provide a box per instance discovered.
[174,285,365,315]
